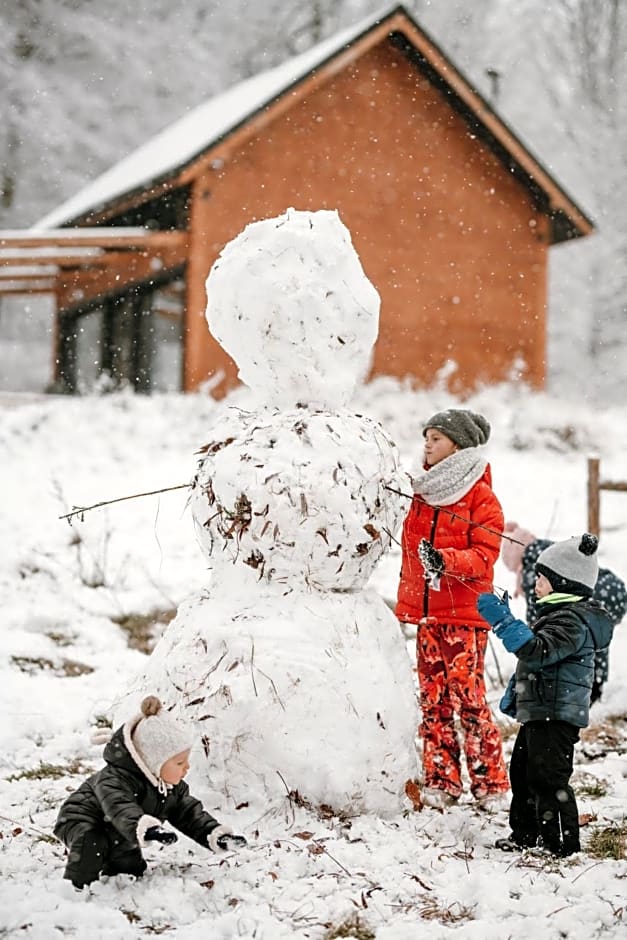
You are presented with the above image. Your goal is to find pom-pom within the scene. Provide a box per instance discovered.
[140,695,163,717]
[579,533,598,556]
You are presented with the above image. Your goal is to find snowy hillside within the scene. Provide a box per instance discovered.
[1,379,625,937]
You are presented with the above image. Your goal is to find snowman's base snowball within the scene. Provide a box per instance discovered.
[124,581,418,817]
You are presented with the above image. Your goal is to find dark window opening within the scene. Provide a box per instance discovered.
[107,186,191,231]
[56,277,185,394]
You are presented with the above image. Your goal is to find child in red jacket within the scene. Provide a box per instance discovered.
[396,409,509,810]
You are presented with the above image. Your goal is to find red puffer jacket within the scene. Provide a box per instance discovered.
[395,464,503,628]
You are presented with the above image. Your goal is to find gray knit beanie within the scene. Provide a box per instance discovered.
[423,409,491,449]
[535,533,599,597]
[132,696,193,778]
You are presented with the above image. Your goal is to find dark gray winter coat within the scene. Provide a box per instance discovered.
[54,721,221,850]
[520,538,625,691]
[502,597,613,728]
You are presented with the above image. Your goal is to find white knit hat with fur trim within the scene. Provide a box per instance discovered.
[131,696,193,778]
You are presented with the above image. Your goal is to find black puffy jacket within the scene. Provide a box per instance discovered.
[510,597,613,728]
[54,722,221,849]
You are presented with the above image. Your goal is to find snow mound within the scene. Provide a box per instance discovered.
[125,573,418,816]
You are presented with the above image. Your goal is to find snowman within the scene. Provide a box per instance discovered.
[125,208,418,816]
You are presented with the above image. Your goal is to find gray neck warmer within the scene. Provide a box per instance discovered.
[412,448,487,507]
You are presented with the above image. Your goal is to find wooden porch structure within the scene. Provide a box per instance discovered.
[0,228,187,392]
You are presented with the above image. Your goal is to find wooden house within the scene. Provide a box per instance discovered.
[0,4,593,395]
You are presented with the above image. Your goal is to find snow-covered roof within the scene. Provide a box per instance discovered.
[36,3,592,241]
[37,6,396,230]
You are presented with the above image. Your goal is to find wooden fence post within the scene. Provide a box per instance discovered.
[587,456,600,537]
[587,456,627,538]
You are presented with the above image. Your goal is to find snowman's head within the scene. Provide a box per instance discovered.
[205,208,380,409]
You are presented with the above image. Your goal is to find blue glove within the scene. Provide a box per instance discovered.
[494,618,534,654]
[477,592,533,653]
[499,673,517,718]
[476,592,512,627]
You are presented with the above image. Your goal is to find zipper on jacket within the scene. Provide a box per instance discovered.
[422,508,440,619]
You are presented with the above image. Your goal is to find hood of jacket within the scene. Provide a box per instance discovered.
[580,598,614,650]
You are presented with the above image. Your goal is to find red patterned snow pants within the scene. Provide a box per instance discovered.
[416,620,509,799]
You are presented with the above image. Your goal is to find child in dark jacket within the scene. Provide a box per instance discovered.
[54,696,246,888]
[501,522,626,702]
[477,534,613,857]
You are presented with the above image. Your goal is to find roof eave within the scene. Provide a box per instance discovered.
[56,3,594,243]
[53,6,409,229]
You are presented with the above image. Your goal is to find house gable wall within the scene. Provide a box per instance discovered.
[183,39,547,395]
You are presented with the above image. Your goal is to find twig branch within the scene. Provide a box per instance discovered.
[382,525,402,547]
[250,638,259,697]
[0,812,57,843]
[487,633,505,686]
[313,840,352,876]
[59,484,190,522]
[572,860,604,883]
[276,770,296,827]
[276,770,291,796]
[384,485,527,545]
[250,636,285,710]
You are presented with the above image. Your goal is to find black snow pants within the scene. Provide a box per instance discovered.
[508,719,581,856]
[59,820,147,887]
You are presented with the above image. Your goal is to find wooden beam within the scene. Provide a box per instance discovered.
[57,242,187,311]
[0,225,148,240]
[0,282,57,295]
[0,247,186,271]
[0,229,187,250]
[0,268,57,280]
[0,253,106,269]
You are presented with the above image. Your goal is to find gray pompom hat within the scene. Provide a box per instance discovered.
[131,696,193,779]
[535,533,599,597]
[423,409,491,449]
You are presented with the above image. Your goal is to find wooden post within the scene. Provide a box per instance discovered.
[587,456,600,537]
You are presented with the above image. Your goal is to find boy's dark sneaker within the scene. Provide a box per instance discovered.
[494,836,521,852]
[494,833,537,852]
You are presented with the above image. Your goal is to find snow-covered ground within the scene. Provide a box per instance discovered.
[1,379,626,938]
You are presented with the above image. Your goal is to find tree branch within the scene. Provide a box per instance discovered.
[59,484,190,523]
